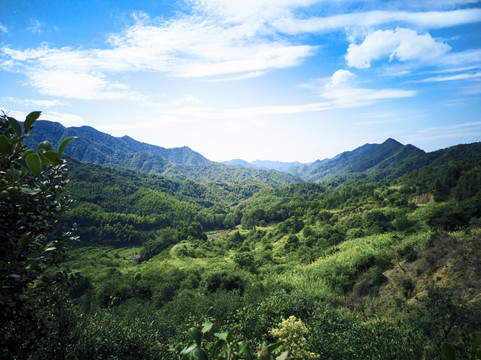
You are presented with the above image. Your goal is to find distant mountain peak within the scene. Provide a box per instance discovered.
[287,138,423,182]
[383,138,402,145]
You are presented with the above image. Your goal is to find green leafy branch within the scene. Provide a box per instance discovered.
[0,111,75,178]
[170,319,288,360]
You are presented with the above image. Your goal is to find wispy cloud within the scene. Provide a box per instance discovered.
[420,71,481,82]
[0,24,7,33]
[27,19,44,34]
[201,71,265,82]
[320,69,416,106]
[417,121,481,133]
[0,7,316,98]
[0,108,85,128]
[405,121,481,144]
[27,69,142,100]
[151,69,416,120]
[273,8,481,35]
[39,111,87,127]
[3,97,68,108]
[172,95,203,105]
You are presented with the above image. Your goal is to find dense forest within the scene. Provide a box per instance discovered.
[1,113,481,359]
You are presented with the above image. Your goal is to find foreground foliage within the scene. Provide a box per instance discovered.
[0,111,75,358]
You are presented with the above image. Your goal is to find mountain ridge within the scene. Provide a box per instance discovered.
[286,138,425,182]
[24,120,212,166]
[23,120,481,184]
[24,120,302,185]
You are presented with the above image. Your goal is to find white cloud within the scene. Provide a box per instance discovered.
[327,69,357,87]
[321,69,416,106]
[172,95,203,105]
[27,69,141,100]
[436,48,481,67]
[0,24,7,33]
[346,28,450,68]
[27,19,44,34]
[39,111,87,127]
[1,108,86,127]
[201,71,265,82]
[273,8,481,35]
[1,1,480,100]
[3,97,68,108]
[0,108,29,121]
[420,71,481,82]
[0,6,317,98]
[152,69,416,119]
[406,121,481,143]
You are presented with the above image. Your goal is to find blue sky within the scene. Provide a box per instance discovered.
[1,0,480,162]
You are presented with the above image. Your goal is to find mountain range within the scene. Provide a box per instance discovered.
[222,159,307,171]
[25,120,481,184]
[24,121,301,185]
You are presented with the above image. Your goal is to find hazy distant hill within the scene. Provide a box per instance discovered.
[222,159,306,171]
[222,159,256,168]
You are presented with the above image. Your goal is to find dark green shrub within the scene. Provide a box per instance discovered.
[140,227,179,261]
[204,272,246,296]
[284,234,300,252]
[392,213,417,233]
[363,210,392,234]
[65,310,162,359]
[401,278,415,298]
[426,202,477,231]
[233,252,257,273]
[309,307,423,360]
[398,244,417,262]
[69,273,93,299]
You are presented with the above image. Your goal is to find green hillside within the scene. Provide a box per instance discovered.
[56,153,481,359]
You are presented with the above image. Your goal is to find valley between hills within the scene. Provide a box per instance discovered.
[3,116,481,359]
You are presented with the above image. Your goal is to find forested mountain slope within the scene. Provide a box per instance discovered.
[287,138,425,181]
[24,120,211,166]
[61,158,280,246]
[385,141,481,180]
[288,138,481,183]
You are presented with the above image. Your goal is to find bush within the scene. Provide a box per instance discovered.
[309,307,423,360]
[398,244,417,262]
[65,310,162,359]
[270,316,318,360]
[204,271,246,296]
[233,252,256,273]
[284,234,300,252]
